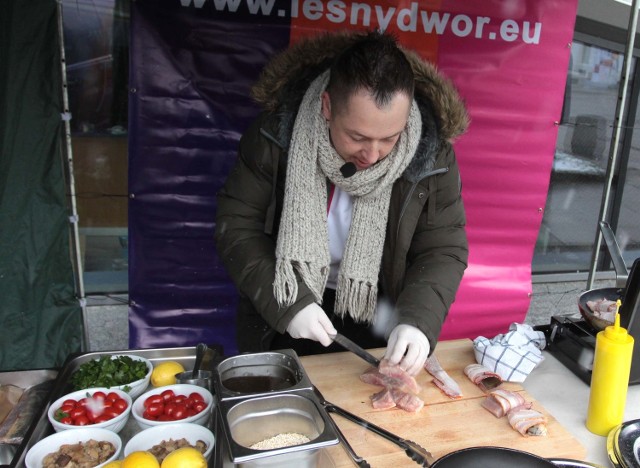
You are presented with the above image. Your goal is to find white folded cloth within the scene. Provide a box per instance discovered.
[473,323,547,383]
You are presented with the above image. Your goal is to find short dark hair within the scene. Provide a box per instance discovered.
[327,30,414,113]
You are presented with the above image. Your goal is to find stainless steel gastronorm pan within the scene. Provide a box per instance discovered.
[219,391,339,467]
[214,349,313,402]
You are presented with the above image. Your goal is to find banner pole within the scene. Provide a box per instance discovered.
[56,0,89,352]
[587,0,639,290]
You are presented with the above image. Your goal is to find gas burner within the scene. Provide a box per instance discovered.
[537,314,640,386]
[537,315,599,385]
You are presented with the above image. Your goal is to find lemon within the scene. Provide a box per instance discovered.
[103,462,122,468]
[151,361,185,387]
[121,451,160,468]
[161,447,207,468]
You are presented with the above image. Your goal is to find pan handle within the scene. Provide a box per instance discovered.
[600,222,629,288]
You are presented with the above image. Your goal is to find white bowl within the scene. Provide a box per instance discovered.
[25,427,121,468]
[71,354,152,400]
[48,387,132,433]
[132,384,214,430]
[124,422,215,461]
[112,354,153,399]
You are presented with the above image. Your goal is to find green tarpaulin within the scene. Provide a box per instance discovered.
[0,0,82,370]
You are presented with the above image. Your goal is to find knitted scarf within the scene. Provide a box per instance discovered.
[274,71,422,322]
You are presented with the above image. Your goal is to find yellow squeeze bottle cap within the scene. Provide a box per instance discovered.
[604,300,631,342]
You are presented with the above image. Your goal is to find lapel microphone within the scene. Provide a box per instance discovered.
[340,162,357,178]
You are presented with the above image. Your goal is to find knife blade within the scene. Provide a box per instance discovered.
[331,333,381,367]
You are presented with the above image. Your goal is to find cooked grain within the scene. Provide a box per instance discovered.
[249,432,310,450]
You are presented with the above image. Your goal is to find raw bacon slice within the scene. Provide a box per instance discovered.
[481,389,531,418]
[464,363,503,392]
[370,389,396,410]
[424,355,463,399]
[507,407,548,437]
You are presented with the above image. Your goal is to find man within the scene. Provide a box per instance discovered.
[215,30,469,376]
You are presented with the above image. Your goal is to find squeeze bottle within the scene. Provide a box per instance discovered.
[586,302,634,436]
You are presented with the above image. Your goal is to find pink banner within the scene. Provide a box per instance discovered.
[290,1,578,339]
[437,1,578,339]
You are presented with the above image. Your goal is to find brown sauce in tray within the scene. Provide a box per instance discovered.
[222,375,295,393]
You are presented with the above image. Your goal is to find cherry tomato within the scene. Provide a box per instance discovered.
[93,414,111,424]
[189,392,204,402]
[76,398,88,408]
[73,415,90,426]
[144,394,164,408]
[92,391,107,401]
[112,398,128,413]
[160,389,175,402]
[146,403,164,418]
[192,401,207,413]
[60,416,74,425]
[62,399,77,407]
[173,395,186,405]
[142,409,157,420]
[172,404,188,420]
[103,408,120,420]
[157,413,173,421]
[59,403,75,414]
[164,402,177,417]
[106,392,120,403]
[69,407,86,419]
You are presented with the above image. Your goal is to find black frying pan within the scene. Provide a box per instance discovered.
[430,446,556,467]
[578,286,623,331]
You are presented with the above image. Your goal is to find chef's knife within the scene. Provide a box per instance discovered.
[331,333,381,367]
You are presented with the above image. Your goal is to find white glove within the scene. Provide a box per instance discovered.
[384,324,430,376]
[286,303,337,347]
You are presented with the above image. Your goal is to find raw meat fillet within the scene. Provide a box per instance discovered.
[360,360,421,395]
[378,359,422,394]
[390,389,424,412]
[360,360,424,412]
[370,389,396,410]
[424,355,463,399]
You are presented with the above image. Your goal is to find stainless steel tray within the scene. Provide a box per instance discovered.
[5,346,221,468]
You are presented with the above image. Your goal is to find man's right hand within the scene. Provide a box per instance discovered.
[286,303,337,347]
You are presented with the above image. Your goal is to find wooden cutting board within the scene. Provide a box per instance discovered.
[300,338,587,467]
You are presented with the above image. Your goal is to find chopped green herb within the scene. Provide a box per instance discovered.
[70,355,149,391]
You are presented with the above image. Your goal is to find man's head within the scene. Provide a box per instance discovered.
[321,31,415,171]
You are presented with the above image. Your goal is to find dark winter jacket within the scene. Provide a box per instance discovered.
[215,32,470,353]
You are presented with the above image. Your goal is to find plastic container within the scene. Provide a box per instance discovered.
[586,307,634,436]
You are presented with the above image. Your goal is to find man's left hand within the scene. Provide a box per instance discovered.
[384,324,430,376]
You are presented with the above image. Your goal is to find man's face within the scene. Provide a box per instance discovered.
[321,89,411,171]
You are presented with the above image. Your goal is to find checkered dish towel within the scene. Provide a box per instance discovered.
[473,323,547,383]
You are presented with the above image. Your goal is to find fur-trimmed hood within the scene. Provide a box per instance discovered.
[251,32,469,182]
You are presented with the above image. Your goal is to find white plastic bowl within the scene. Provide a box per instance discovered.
[25,427,121,468]
[132,384,213,430]
[48,387,132,433]
[124,422,215,461]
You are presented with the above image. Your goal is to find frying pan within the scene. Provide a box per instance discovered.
[429,446,556,467]
[429,447,606,467]
[578,287,623,331]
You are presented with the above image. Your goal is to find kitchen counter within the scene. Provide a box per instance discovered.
[301,339,590,467]
[523,349,640,467]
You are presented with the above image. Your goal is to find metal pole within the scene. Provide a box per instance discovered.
[56,0,89,351]
[586,0,640,290]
